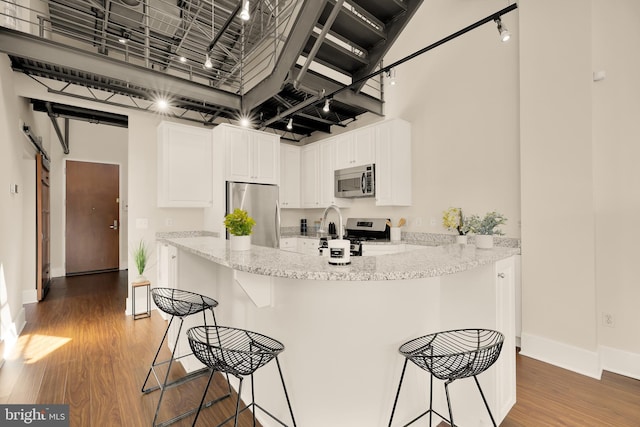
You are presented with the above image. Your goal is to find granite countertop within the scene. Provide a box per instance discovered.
[158,235,520,281]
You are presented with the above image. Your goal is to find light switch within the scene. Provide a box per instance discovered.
[9,184,18,194]
[136,218,149,229]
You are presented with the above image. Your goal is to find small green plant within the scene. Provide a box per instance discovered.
[467,211,507,235]
[442,207,471,236]
[132,240,149,275]
[224,208,256,236]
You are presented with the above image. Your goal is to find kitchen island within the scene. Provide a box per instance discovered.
[156,235,518,427]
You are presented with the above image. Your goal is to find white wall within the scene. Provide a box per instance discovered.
[0,54,50,348]
[592,0,640,364]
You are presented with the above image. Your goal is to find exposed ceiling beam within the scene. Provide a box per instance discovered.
[351,0,424,92]
[0,26,242,111]
[242,0,328,112]
[45,102,70,154]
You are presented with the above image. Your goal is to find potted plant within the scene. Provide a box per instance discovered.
[132,239,149,282]
[467,211,507,249]
[442,207,471,244]
[224,208,256,251]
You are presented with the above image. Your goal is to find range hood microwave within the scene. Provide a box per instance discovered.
[335,164,375,198]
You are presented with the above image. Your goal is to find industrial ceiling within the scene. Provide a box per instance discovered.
[0,0,423,142]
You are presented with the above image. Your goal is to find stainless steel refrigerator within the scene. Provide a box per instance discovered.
[226,181,280,248]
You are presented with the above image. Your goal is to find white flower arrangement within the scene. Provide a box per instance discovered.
[442,207,471,236]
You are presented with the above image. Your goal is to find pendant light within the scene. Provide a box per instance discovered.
[286,118,293,130]
[323,99,330,113]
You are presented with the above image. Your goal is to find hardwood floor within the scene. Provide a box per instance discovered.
[1,271,640,426]
[0,271,258,427]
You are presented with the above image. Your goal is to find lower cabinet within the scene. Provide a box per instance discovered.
[278,237,320,255]
[279,237,298,252]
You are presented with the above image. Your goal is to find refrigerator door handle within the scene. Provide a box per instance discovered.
[275,199,281,247]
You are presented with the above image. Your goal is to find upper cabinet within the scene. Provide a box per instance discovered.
[157,121,212,208]
[375,119,412,206]
[215,124,279,185]
[334,127,375,170]
[280,144,301,208]
[301,140,352,209]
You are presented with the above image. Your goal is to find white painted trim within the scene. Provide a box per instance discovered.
[22,289,37,305]
[599,345,640,381]
[520,332,601,379]
[51,267,65,278]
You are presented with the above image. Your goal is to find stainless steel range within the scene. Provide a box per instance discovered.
[319,218,390,256]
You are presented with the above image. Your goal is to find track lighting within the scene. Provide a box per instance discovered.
[240,1,250,21]
[386,68,397,86]
[286,118,293,130]
[323,99,330,113]
[179,56,187,63]
[494,17,510,42]
[156,99,169,111]
[204,54,213,69]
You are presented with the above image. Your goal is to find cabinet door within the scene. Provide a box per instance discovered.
[375,119,412,206]
[494,256,517,422]
[319,139,352,208]
[280,144,300,208]
[301,145,320,208]
[252,131,279,185]
[353,126,375,166]
[157,122,212,207]
[225,125,252,182]
[334,133,354,170]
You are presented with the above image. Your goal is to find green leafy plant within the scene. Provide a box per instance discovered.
[467,211,507,235]
[442,207,471,235]
[132,240,149,275]
[224,208,256,236]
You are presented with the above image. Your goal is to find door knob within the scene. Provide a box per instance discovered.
[109,219,118,230]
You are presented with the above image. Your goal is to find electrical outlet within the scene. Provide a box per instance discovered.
[413,217,422,227]
[430,218,436,226]
[165,218,173,226]
[602,313,615,328]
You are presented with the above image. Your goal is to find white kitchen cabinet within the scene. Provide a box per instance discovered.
[301,139,351,209]
[375,119,412,206]
[297,238,320,255]
[280,144,300,208]
[301,144,320,208]
[279,237,297,252]
[157,121,212,207]
[494,256,517,422]
[215,123,280,185]
[334,127,375,169]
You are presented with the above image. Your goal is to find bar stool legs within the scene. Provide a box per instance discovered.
[388,329,504,427]
[141,288,231,427]
[187,326,296,427]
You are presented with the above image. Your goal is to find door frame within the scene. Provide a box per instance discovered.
[63,158,125,275]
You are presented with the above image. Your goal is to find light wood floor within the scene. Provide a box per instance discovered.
[1,271,640,426]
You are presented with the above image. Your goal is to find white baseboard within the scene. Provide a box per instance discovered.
[599,345,640,381]
[519,332,601,379]
[51,267,65,278]
[22,289,37,305]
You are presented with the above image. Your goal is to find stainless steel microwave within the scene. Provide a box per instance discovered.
[334,164,375,198]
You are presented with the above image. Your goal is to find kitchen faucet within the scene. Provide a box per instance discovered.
[319,204,343,239]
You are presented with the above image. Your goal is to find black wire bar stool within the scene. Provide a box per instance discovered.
[388,329,504,427]
[187,325,297,427]
[142,288,231,427]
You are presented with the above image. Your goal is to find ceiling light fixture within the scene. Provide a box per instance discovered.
[240,117,250,127]
[204,54,213,69]
[240,1,250,21]
[494,17,510,42]
[323,99,330,113]
[179,56,187,63]
[156,99,169,111]
[286,118,293,130]
[118,31,130,44]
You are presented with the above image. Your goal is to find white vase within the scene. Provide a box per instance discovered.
[475,234,494,249]
[133,274,147,283]
[455,235,468,244]
[230,235,251,251]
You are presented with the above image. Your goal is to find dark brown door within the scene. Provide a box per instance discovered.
[36,154,51,300]
[65,160,120,275]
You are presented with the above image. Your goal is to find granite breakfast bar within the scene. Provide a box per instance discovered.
[156,235,519,427]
